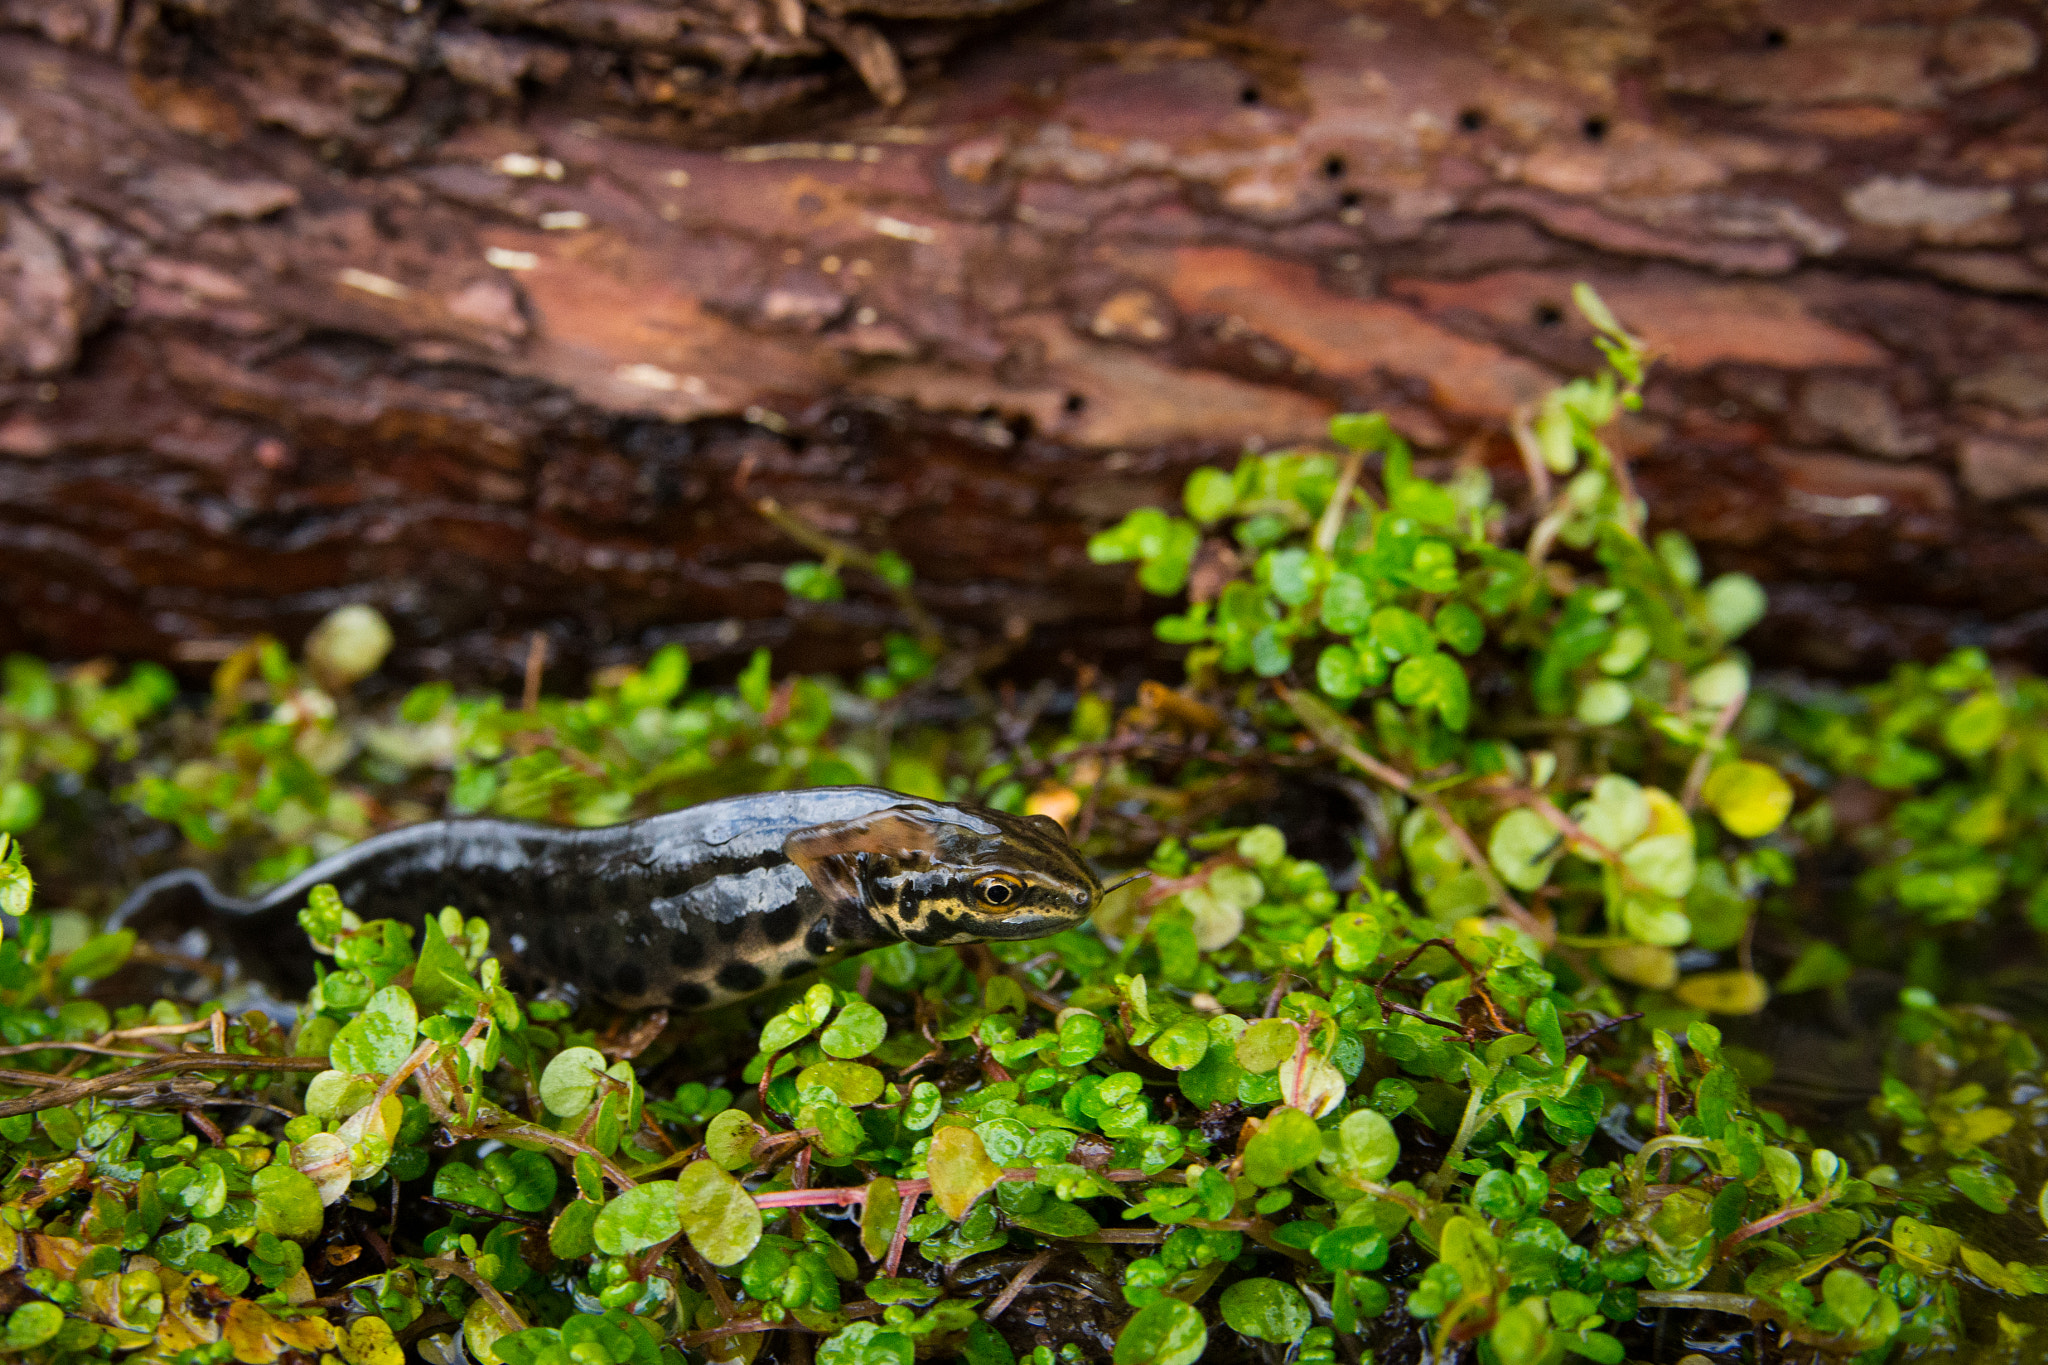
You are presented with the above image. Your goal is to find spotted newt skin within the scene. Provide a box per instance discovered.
[111,787,1101,1010]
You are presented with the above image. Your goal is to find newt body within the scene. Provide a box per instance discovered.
[112,786,1099,1009]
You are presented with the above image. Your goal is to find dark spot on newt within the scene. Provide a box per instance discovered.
[761,902,802,943]
[670,935,704,969]
[614,962,647,997]
[718,961,767,993]
[805,920,831,956]
[714,917,747,943]
[781,959,815,980]
[672,981,711,1009]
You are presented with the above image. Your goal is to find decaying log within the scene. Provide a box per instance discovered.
[1,0,2044,685]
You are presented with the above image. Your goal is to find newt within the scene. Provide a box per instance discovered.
[111,786,1110,1010]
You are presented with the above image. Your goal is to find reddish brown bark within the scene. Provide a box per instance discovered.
[1,0,2044,685]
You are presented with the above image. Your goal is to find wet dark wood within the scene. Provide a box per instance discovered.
[1,0,2045,685]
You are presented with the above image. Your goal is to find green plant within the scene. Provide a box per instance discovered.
[1,289,2046,1365]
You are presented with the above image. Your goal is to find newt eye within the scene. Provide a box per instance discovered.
[975,875,1022,907]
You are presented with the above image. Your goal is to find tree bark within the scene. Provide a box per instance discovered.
[2,0,2044,686]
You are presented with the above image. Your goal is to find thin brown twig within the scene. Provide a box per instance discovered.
[1680,688,1750,811]
[1719,1196,1837,1256]
[985,1249,1054,1322]
[418,1196,549,1229]
[0,1041,159,1059]
[0,1053,327,1119]
[1314,451,1367,555]
[522,632,548,713]
[421,1256,527,1334]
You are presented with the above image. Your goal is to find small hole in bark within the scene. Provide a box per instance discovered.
[1533,303,1564,327]
[1063,393,1086,414]
[1763,28,1787,48]
[1458,108,1486,132]
[1338,190,1362,208]
[1239,85,1260,105]
[1322,154,1347,179]
[1581,116,1608,142]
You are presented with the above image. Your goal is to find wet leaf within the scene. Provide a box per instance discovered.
[796,1059,885,1107]
[339,1316,403,1365]
[1337,1107,1400,1183]
[676,1160,762,1266]
[252,1163,325,1241]
[1489,809,1561,891]
[860,1179,901,1261]
[1673,971,1769,1015]
[292,1133,353,1205]
[4,1303,63,1352]
[1220,1278,1311,1342]
[821,1001,888,1058]
[539,1046,609,1117]
[592,1180,681,1256]
[1113,1299,1207,1365]
[549,1199,599,1260]
[1702,762,1794,838]
[706,1109,766,1171]
[329,986,418,1077]
[1244,1107,1321,1186]
[928,1126,1004,1220]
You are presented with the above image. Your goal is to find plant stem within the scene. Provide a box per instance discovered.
[755,497,942,651]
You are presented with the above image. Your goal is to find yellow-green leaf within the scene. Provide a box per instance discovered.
[927,1126,1004,1220]
[1702,762,1794,838]
[1673,971,1769,1015]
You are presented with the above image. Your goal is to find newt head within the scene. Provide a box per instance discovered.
[784,798,1100,946]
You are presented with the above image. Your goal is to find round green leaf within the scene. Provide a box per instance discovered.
[0,779,43,834]
[329,986,418,1078]
[1489,808,1561,892]
[1235,1019,1298,1074]
[928,1126,1004,1220]
[1113,1299,1207,1365]
[1220,1278,1312,1343]
[1147,1016,1211,1071]
[1244,1106,1321,1186]
[1622,833,1697,899]
[485,1149,558,1213]
[1394,652,1471,731]
[1339,1107,1400,1183]
[1576,678,1633,726]
[1320,571,1373,635]
[676,1160,762,1265]
[1672,971,1770,1016]
[1184,467,1236,524]
[550,1198,600,1260]
[1943,692,2008,758]
[1704,573,1766,638]
[434,1161,504,1213]
[706,1109,765,1170]
[1316,644,1366,701]
[1313,1224,1389,1272]
[539,1047,609,1117]
[1576,775,1650,853]
[1056,1012,1105,1067]
[1701,762,1794,838]
[4,1302,63,1352]
[592,1180,681,1256]
[1369,606,1435,660]
[820,1001,888,1059]
[252,1162,325,1241]
[1434,600,1485,656]
[796,1060,884,1107]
